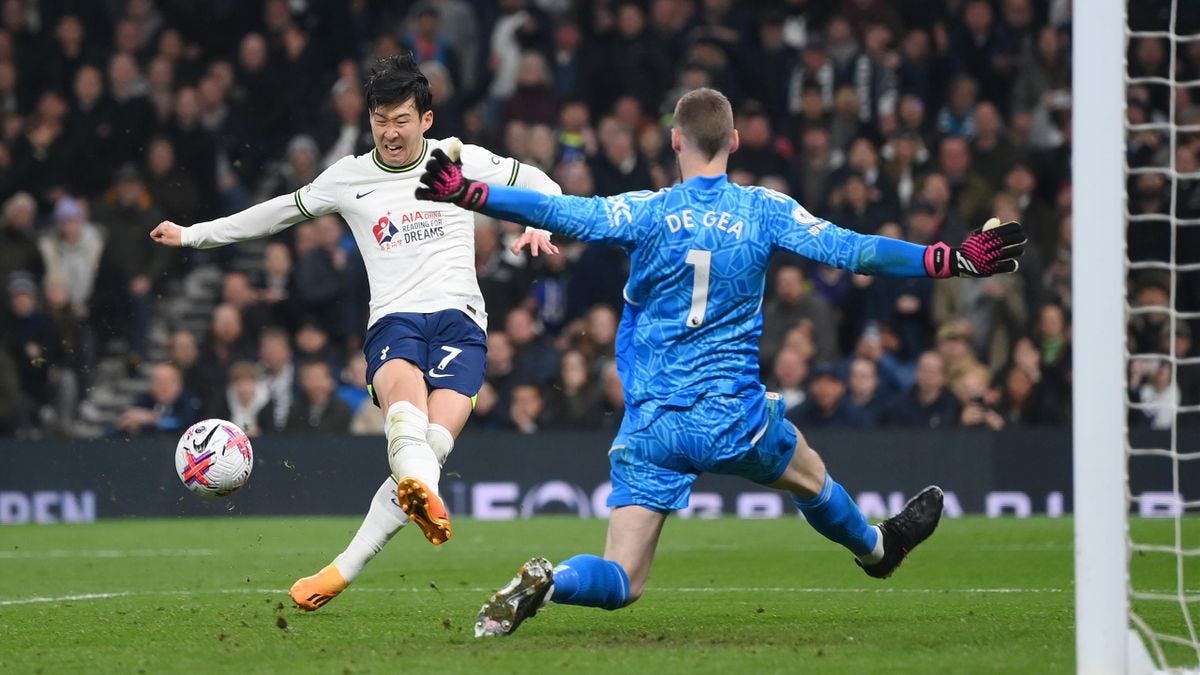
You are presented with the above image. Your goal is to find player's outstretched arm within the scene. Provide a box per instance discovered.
[147,193,317,249]
[417,147,643,247]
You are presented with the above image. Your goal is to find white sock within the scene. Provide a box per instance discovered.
[332,476,410,583]
[856,525,885,565]
[329,424,457,583]
[385,401,441,492]
[427,423,454,466]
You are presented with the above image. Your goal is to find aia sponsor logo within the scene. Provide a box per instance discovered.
[373,215,400,246]
[372,210,446,250]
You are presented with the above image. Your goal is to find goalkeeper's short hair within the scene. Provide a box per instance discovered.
[673,88,734,161]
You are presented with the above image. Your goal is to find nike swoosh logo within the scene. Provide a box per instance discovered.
[356,189,377,199]
[427,369,452,379]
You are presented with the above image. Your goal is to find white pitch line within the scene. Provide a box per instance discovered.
[0,548,216,560]
[0,586,1077,607]
[0,592,131,606]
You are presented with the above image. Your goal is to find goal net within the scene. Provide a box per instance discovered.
[1125,0,1200,664]
[1078,0,1200,672]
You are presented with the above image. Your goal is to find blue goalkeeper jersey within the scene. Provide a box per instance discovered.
[481,174,927,414]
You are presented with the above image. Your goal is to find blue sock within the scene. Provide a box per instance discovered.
[549,554,630,610]
[793,474,879,558]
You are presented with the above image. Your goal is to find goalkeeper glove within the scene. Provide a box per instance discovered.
[414,142,490,210]
[924,218,1027,278]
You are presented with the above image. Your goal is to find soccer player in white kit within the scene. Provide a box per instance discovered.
[150,54,562,610]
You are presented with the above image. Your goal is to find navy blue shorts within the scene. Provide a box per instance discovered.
[363,309,488,405]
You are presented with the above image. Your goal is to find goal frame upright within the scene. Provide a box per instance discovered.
[1073,1,1134,672]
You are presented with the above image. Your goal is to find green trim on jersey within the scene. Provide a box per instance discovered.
[372,139,429,173]
[294,190,316,219]
[507,159,520,186]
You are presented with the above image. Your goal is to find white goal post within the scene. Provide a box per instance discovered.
[1075,1,1200,672]
[1073,0,1136,673]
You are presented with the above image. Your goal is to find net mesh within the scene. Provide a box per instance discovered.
[1126,0,1200,667]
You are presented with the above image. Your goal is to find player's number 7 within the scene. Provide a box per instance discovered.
[684,249,711,328]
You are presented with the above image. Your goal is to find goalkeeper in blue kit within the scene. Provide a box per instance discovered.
[416,88,1026,637]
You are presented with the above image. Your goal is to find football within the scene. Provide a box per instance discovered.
[174,419,254,498]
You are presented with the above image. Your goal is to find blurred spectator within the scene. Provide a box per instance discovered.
[222,271,263,345]
[167,328,203,403]
[320,79,372,168]
[502,52,559,127]
[999,334,1067,425]
[937,135,994,229]
[485,330,517,417]
[845,356,888,426]
[92,164,169,357]
[954,365,1005,430]
[881,351,960,429]
[402,5,462,92]
[115,362,203,435]
[257,134,321,202]
[728,102,789,183]
[947,0,1016,113]
[932,265,1027,373]
[38,196,103,319]
[337,353,370,416]
[257,241,300,332]
[548,349,603,429]
[935,320,986,391]
[760,264,839,368]
[143,136,199,223]
[258,328,295,434]
[286,359,352,434]
[509,381,550,433]
[215,361,268,437]
[0,348,18,435]
[506,306,557,385]
[0,191,42,283]
[589,117,652,196]
[295,215,349,338]
[571,304,618,373]
[766,347,809,413]
[475,217,528,326]
[970,102,1019,191]
[788,366,869,428]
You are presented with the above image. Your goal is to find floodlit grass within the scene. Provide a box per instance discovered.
[0,516,1191,673]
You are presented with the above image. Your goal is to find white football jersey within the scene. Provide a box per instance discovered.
[182,137,561,332]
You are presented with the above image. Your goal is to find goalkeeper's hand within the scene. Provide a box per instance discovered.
[415,143,490,210]
[924,218,1026,278]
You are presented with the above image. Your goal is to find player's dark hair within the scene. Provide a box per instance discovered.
[364,52,432,114]
[673,87,734,161]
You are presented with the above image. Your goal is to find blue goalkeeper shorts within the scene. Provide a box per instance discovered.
[363,309,487,405]
[607,391,798,512]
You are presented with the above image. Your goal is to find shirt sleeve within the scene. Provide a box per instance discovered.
[771,196,928,277]
[478,186,658,249]
[182,162,342,249]
[460,143,525,187]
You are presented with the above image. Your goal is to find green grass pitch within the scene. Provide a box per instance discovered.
[1,516,1196,673]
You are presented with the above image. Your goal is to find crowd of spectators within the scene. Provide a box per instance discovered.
[0,0,1196,438]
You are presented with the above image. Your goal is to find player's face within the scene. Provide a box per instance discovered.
[370,99,433,167]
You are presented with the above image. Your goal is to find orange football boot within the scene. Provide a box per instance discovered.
[395,476,452,545]
[290,565,348,611]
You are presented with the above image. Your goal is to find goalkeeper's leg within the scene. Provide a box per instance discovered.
[290,423,455,611]
[768,432,942,578]
[475,506,665,637]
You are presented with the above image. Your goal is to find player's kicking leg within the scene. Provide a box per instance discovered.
[768,427,943,578]
[291,365,467,610]
[475,505,666,637]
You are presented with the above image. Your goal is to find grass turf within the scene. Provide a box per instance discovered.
[0,516,1191,673]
